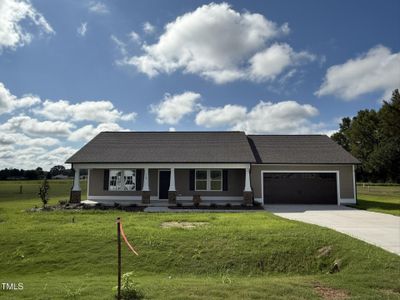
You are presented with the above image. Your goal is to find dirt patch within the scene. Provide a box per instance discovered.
[161,221,209,229]
[380,288,400,296]
[316,245,332,258]
[313,283,350,300]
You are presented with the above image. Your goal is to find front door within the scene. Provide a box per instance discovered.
[159,170,170,199]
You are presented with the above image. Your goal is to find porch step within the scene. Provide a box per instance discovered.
[148,201,170,207]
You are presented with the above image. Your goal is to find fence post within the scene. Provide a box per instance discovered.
[117,217,121,300]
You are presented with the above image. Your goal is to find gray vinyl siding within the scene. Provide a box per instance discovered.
[250,164,355,199]
[88,168,244,197]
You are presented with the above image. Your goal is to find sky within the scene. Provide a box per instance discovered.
[0,0,399,170]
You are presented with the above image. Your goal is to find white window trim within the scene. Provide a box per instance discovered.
[195,169,223,192]
[109,169,137,192]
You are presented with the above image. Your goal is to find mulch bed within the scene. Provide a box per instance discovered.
[27,203,146,212]
[168,205,263,210]
[313,282,350,300]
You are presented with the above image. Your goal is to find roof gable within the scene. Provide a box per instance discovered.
[66,131,256,163]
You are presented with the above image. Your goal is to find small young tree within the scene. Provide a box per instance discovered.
[38,179,50,208]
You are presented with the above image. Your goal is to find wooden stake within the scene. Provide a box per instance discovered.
[117,217,121,300]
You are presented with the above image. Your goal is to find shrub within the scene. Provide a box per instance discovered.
[210,203,217,208]
[225,203,232,208]
[176,202,182,207]
[114,272,144,300]
[253,201,262,207]
[38,179,50,208]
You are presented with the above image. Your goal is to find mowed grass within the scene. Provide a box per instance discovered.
[354,184,400,216]
[0,180,399,299]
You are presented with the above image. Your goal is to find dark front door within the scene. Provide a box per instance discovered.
[159,170,170,200]
[263,172,337,204]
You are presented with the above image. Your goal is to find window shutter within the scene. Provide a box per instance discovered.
[223,170,228,191]
[104,169,109,190]
[136,169,143,191]
[189,169,195,191]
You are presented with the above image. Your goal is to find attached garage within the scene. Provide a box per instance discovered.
[248,135,360,205]
[263,172,338,204]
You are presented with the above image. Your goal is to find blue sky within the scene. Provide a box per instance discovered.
[0,0,399,169]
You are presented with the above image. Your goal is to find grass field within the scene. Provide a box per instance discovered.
[0,180,399,299]
[355,184,400,216]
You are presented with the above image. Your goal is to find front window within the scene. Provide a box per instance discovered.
[195,170,207,191]
[109,170,136,191]
[210,170,222,191]
[195,169,222,191]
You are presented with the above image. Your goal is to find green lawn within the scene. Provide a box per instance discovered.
[354,184,400,216]
[0,180,399,299]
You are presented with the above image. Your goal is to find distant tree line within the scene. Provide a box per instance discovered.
[331,89,400,183]
[0,165,87,180]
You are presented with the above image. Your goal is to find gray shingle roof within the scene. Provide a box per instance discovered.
[66,131,256,163]
[247,135,360,164]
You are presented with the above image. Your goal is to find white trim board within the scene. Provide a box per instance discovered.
[74,163,250,169]
[88,195,141,201]
[352,164,357,200]
[261,170,341,205]
[340,198,356,204]
[176,196,243,201]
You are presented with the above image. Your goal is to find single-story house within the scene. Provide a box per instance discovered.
[65,131,359,206]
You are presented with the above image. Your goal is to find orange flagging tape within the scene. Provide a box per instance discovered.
[120,222,139,256]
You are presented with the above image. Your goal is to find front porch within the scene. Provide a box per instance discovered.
[70,163,254,206]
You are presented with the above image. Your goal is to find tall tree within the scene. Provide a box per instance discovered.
[372,89,400,182]
[331,89,400,183]
[331,117,351,151]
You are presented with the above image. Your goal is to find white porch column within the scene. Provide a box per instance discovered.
[244,167,251,192]
[169,168,176,191]
[72,168,81,191]
[142,167,149,191]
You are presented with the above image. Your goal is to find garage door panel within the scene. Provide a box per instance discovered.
[263,172,337,204]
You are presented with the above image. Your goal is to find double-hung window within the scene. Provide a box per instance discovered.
[109,170,136,191]
[195,169,222,191]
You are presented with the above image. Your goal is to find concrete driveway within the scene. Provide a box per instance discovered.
[264,205,400,255]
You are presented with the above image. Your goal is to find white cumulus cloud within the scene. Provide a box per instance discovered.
[0,132,58,146]
[124,3,311,84]
[316,45,400,100]
[0,82,41,114]
[195,100,322,134]
[69,122,125,142]
[0,83,137,170]
[150,92,201,125]
[35,99,136,123]
[77,22,88,37]
[128,31,141,44]
[0,0,54,51]
[88,1,109,14]
[249,43,315,81]
[195,104,247,128]
[0,115,75,136]
[143,22,155,34]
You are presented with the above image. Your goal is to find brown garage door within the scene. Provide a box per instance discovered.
[263,172,337,204]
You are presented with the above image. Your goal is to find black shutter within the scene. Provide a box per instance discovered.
[136,169,143,191]
[223,170,228,191]
[189,169,195,191]
[103,169,109,190]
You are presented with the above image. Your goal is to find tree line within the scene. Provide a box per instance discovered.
[0,165,86,180]
[331,89,400,183]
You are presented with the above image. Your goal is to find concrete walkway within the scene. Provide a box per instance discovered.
[264,205,400,255]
